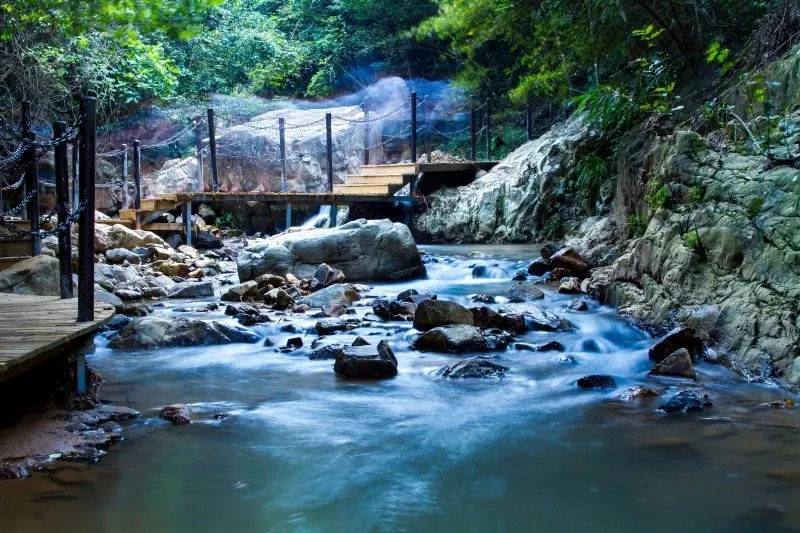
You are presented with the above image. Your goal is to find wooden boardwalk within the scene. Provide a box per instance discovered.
[0,294,115,382]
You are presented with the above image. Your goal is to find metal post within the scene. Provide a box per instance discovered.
[207,108,219,192]
[326,113,335,226]
[133,140,141,210]
[77,97,96,323]
[71,141,79,208]
[183,202,192,246]
[285,201,292,229]
[194,116,203,192]
[526,104,533,141]
[363,99,370,165]
[279,118,287,192]
[485,98,492,160]
[54,121,73,299]
[22,111,40,255]
[121,143,128,208]
[20,101,30,222]
[425,99,431,164]
[410,92,417,163]
[470,98,476,162]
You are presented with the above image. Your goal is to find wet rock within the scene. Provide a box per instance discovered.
[168,281,214,299]
[551,267,572,280]
[105,248,141,265]
[157,260,191,278]
[237,219,425,282]
[470,306,525,333]
[557,277,582,294]
[309,344,342,360]
[648,327,704,363]
[372,298,393,320]
[577,375,617,389]
[104,224,166,250]
[550,247,590,277]
[99,421,124,443]
[109,316,259,349]
[264,287,293,309]
[237,313,271,326]
[254,273,286,290]
[527,257,552,276]
[499,303,570,332]
[471,294,496,304]
[286,337,303,349]
[123,303,153,317]
[221,280,258,302]
[389,300,416,319]
[298,284,360,309]
[114,287,143,301]
[581,339,601,352]
[106,314,132,331]
[333,340,398,379]
[762,398,795,409]
[309,263,345,291]
[540,244,560,260]
[197,203,217,224]
[193,230,222,250]
[352,337,370,346]
[397,288,418,302]
[413,299,474,331]
[657,390,713,413]
[437,357,508,379]
[160,404,192,425]
[511,270,528,281]
[649,348,696,380]
[412,324,510,353]
[408,292,436,305]
[506,280,545,302]
[515,341,565,352]
[568,299,589,311]
[618,386,660,401]
[0,462,29,480]
[315,318,360,335]
[95,290,125,313]
[471,265,488,278]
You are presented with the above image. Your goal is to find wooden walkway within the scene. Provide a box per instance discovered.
[0,294,115,383]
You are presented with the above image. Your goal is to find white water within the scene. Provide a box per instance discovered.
[299,205,331,229]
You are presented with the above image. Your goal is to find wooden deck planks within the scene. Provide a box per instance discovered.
[0,294,115,381]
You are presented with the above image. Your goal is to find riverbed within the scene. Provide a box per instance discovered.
[1,245,799,532]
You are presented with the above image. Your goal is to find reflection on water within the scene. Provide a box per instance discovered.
[1,244,799,533]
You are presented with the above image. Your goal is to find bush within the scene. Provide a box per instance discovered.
[646,180,670,211]
[747,197,765,220]
[628,214,648,238]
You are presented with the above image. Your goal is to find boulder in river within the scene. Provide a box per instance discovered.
[105,248,141,265]
[412,324,510,353]
[506,280,545,302]
[557,277,582,294]
[649,327,704,363]
[550,247,590,277]
[309,263,345,291]
[413,299,474,331]
[168,281,214,299]
[299,283,360,309]
[657,390,713,413]
[649,348,697,380]
[527,257,552,276]
[315,317,360,335]
[159,404,192,425]
[437,357,508,379]
[109,316,259,349]
[618,385,660,401]
[221,280,258,302]
[309,344,343,360]
[577,375,617,389]
[499,302,572,332]
[515,341,565,352]
[470,306,526,334]
[237,219,426,282]
[333,340,398,379]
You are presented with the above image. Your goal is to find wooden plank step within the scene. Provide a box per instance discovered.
[0,256,30,272]
[140,199,179,212]
[141,222,196,232]
[0,239,32,257]
[96,218,134,227]
[333,184,390,195]
[346,174,407,185]
[360,164,416,176]
[119,209,137,221]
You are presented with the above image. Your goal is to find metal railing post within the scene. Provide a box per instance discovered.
[77,97,96,322]
[53,121,73,299]
[279,117,287,192]
[207,108,219,192]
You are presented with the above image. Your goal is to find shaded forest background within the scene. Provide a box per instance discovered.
[1,0,798,147]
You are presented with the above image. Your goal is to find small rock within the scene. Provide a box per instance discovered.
[761,398,794,409]
[160,404,192,425]
[264,288,293,310]
[397,288,418,302]
[168,281,214,299]
[515,341,565,352]
[309,344,342,360]
[527,257,552,276]
[221,280,258,302]
[649,348,696,380]
[649,327,704,363]
[413,299,474,331]
[471,294,496,304]
[557,277,582,294]
[0,462,29,480]
[618,386,660,401]
[352,337,370,346]
[657,390,712,413]
[511,270,528,281]
[412,324,510,353]
[550,247,590,277]
[309,263,345,291]
[471,265,488,278]
[437,357,508,379]
[540,244,560,260]
[315,318,360,335]
[177,244,199,259]
[334,340,398,379]
[577,375,617,389]
[506,281,545,302]
[286,337,303,349]
[105,248,141,265]
[568,299,589,311]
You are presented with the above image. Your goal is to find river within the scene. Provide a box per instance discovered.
[1,245,799,532]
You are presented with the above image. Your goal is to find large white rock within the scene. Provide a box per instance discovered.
[237,219,425,282]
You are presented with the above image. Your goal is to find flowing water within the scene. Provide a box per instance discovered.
[2,245,800,532]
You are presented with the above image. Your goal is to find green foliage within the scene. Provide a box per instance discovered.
[215,212,235,229]
[627,214,648,238]
[646,180,670,211]
[683,230,700,251]
[747,197,765,219]
[573,86,637,137]
[543,214,564,240]
[573,152,613,213]
[688,186,704,204]
[705,41,735,72]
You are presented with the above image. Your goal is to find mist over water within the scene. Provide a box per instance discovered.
[2,245,799,533]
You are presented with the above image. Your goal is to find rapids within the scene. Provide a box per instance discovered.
[1,245,799,532]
